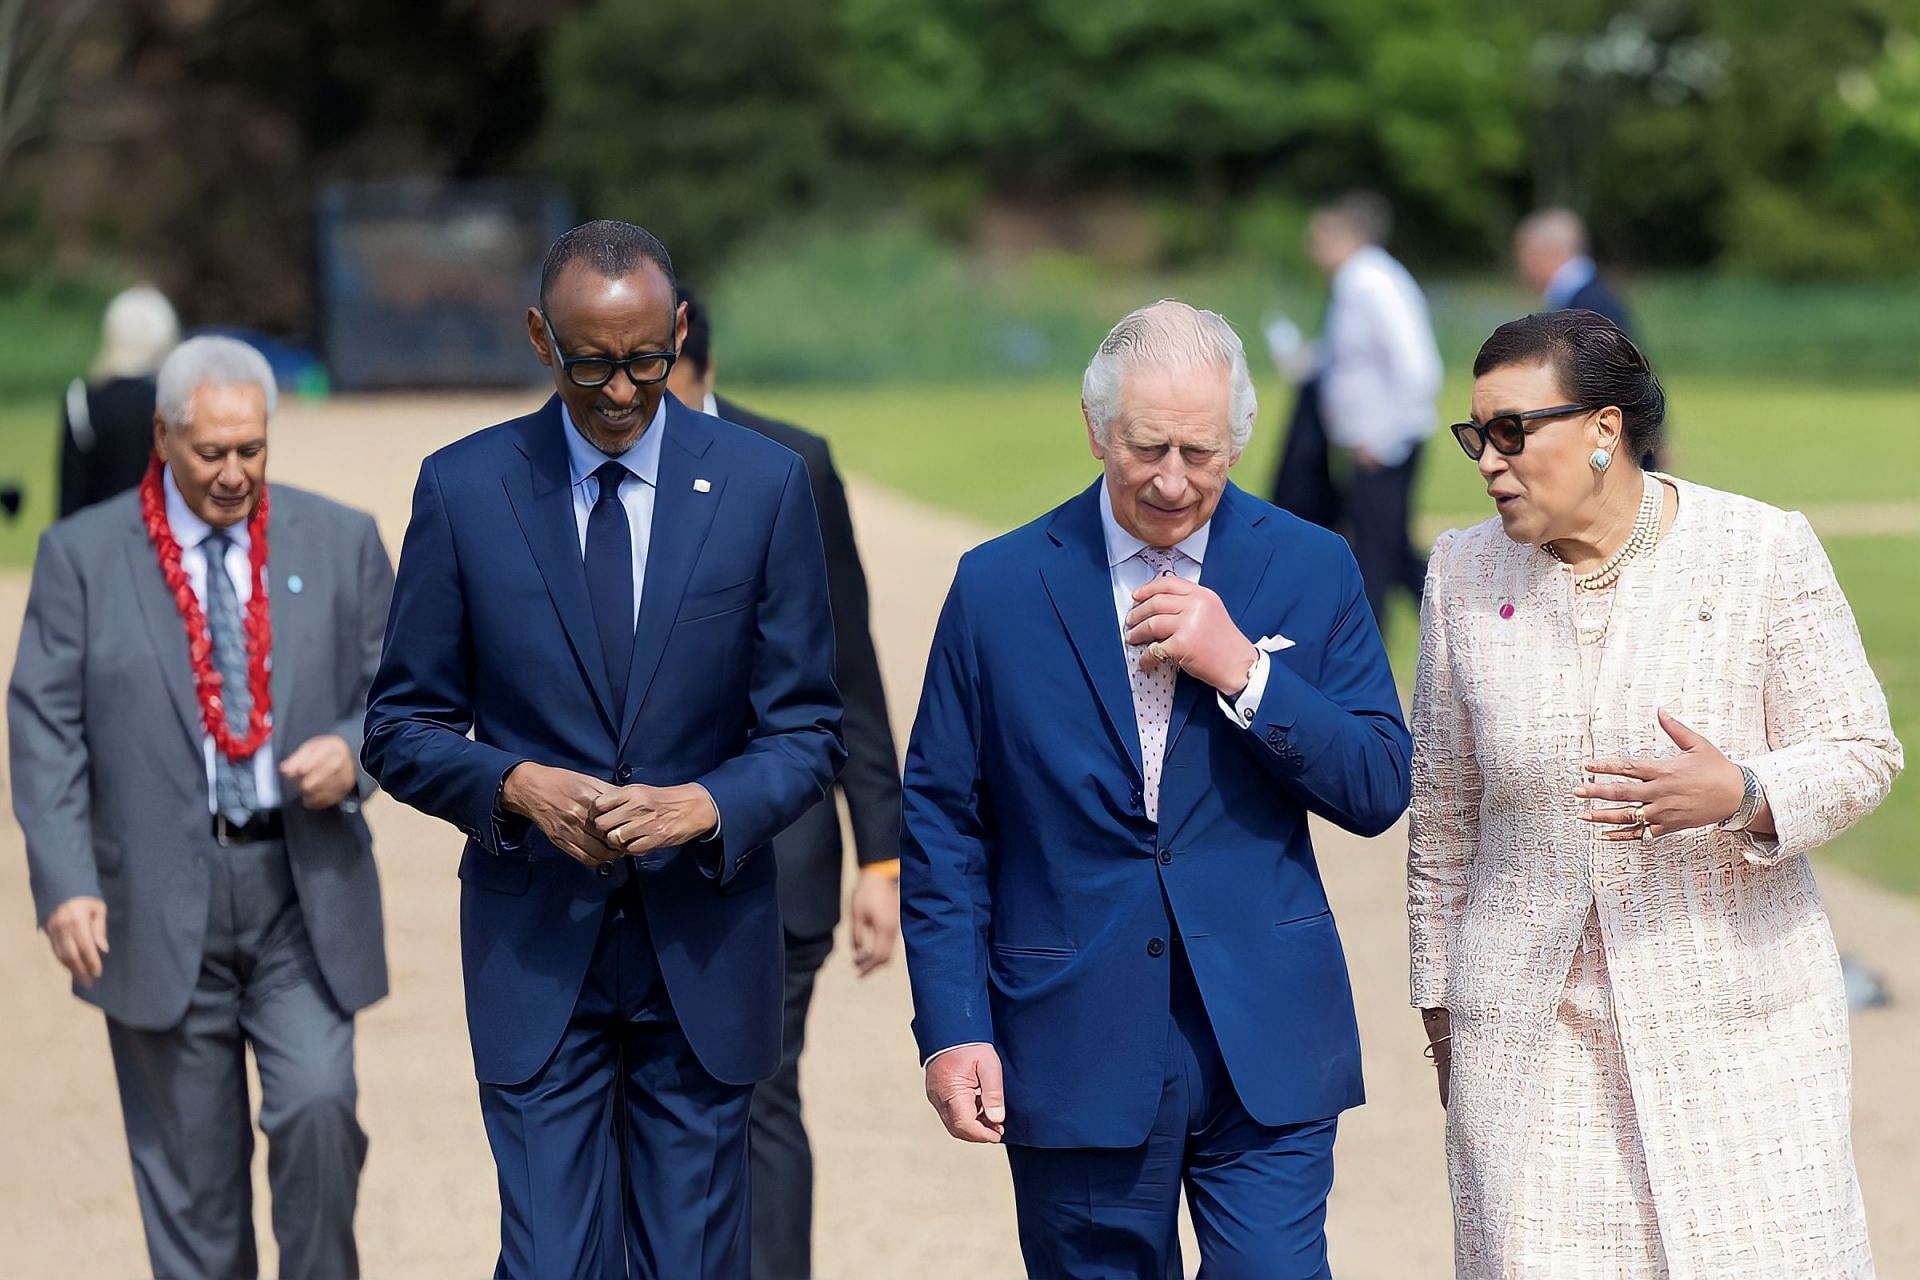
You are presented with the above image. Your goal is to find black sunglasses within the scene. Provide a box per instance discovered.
[1450,403,1601,460]
[540,312,678,389]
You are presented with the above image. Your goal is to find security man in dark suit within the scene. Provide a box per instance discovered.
[668,287,903,1280]
[1515,207,1658,467]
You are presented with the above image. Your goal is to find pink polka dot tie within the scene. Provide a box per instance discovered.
[1130,547,1179,823]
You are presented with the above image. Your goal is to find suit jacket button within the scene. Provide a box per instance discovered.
[1146,937,1166,958]
[1130,790,1142,810]
[615,764,633,784]
[1157,848,1173,865]
[597,864,611,877]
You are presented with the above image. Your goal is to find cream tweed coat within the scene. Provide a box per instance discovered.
[1408,478,1903,1278]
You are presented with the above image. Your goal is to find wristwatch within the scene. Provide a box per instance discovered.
[1719,764,1764,832]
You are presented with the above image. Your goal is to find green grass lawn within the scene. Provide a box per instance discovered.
[738,375,1920,896]
[0,400,57,567]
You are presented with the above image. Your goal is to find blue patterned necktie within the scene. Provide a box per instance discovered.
[586,460,636,713]
[202,531,259,823]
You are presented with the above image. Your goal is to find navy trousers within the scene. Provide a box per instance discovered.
[1005,945,1338,1280]
[479,883,755,1279]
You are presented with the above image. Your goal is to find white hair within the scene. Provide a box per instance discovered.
[92,286,179,380]
[1515,206,1589,257]
[1081,299,1258,451]
[155,336,279,428]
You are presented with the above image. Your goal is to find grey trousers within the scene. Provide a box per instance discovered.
[105,838,366,1280]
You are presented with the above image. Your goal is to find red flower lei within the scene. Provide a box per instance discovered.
[140,454,274,760]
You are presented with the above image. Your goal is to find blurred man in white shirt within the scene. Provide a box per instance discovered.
[1289,192,1443,628]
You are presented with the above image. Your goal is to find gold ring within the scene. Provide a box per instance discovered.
[1147,641,1171,663]
[612,824,629,847]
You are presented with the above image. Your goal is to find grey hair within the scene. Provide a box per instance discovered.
[1515,206,1589,257]
[93,285,179,380]
[156,336,279,428]
[1081,299,1258,451]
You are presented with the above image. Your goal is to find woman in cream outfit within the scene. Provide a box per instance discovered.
[1408,309,1902,1278]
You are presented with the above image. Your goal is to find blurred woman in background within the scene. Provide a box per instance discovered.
[1408,309,1900,1277]
[58,285,179,517]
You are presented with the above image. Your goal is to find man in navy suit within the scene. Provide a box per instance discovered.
[902,300,1412,1279]
[1514,207,1654,469]
[1514,207,1635,334]
[363,220,843,1279]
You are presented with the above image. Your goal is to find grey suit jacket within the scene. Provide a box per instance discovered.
[8,483,394,1029]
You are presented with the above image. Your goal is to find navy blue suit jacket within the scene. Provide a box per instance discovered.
[1566,276,1634,336]
[901,480,1410,1148]
[363,394,844,1087]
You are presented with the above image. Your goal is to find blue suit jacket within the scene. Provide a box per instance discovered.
[901,480,1410,1148]
[363,394,844,1087]
[1566,276,1634,336]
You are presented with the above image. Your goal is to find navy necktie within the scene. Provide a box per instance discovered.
[586,460,635,712]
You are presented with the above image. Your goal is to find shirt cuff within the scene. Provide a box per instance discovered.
[1217,650,1271,729]
[691,782,722,842]
[924,1041,991,1069]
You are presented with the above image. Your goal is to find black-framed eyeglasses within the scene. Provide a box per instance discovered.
[1450,403,1601,460]
[539,312,678,389]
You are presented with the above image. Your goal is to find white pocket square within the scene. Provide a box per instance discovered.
[1255,633,1296,653]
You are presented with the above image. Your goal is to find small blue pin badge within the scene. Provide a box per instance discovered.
[287,574,304,594]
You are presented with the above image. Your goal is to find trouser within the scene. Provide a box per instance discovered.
[479,881,756,1279]
[750,930,836,1280]
[106,837,365,1280]
[1345,441,1427,626]
[1005,944,1338,1280]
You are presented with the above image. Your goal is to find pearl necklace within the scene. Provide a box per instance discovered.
[1547,474,1664,592]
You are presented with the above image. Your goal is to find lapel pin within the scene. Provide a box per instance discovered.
[693,478,712,493]
[287,575,304,594]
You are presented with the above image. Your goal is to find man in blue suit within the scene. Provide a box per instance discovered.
[363,220,843,1279]
[902,300,1412,1279]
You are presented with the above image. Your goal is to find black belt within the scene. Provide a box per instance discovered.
[212,810,284,845]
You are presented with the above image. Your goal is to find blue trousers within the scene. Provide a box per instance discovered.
[1006,946,1338,1280]
[479,884,754,1279]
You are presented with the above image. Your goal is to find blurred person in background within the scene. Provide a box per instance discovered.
[905,300,1410,1279]
[1410,310,1900,1277]
[1514,207,1635,334]
[10,336,394,1280]
[668,286,903,1280]
[1514,208,1657,470]
[1273,192,1443,628]
[59,285,180,517]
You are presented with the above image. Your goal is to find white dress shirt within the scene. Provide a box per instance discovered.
[563,399,665,625]
[1318,245,1444,467]
[162,467,282,813]
[1544,254,1598,311]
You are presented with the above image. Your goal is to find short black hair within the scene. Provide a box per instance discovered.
[676,285,712,376]
[1473,310,1667,457]
[539,219,675,310]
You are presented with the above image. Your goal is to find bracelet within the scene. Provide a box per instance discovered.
[1422,1033,1453,1061]
[1718,764,1764,832]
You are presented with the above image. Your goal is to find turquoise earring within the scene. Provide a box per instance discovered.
[1590,448,1612,473]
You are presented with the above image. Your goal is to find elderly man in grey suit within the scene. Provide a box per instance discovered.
[8,336,393,1280]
